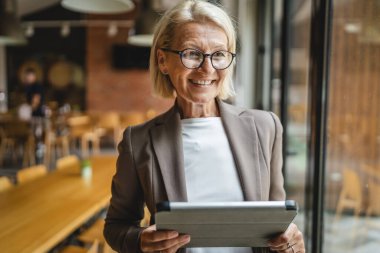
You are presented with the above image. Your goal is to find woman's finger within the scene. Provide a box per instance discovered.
[141,225,179,243]
[270,242,297,252]
[141,225,181,252]
[268,223,305,252]
[144,229,179,243]
[150,234,190,252]
[140,225,190,252]
[166,235,191,253]
[268,223,298,247]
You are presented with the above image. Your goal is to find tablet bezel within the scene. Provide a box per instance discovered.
[155,200,298,248]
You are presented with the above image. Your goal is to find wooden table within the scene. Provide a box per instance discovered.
[0,155,117,253]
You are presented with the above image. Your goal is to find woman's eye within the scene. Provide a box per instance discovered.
[214,51,226,58]
[187,51,202,59]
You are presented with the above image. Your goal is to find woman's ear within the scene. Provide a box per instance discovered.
[157,49,168,75]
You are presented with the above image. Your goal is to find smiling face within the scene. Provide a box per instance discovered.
[157,21,229,109]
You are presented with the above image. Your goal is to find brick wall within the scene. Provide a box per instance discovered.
[86,26,173,115]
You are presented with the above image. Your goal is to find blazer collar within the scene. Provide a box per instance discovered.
[150,99,262,202]
[218,100,262,201]
[150,103,188,201]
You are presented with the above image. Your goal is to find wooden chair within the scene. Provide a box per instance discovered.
[44,129,70,167]
[103,242,117,253]
[60,239,99,253]
[17,164,48,184]
[77,219,116,253]
[0,120,35,167]
[56,155,80,171]
[146,109,157,120]
[78,219,105,245]
[92,112,121,149]
[335,168,363,219]
[0,176,13,192]
[141,205,151,227]
[0,128,15,166]
[366,180,380,216]
[67,115,99,156]
[77,207,149,253]
[120,112,145,128]
[119,112,146,140]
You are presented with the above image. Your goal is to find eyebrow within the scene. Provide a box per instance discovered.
[179,43,228,52]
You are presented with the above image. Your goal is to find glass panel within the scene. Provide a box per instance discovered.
[324,0,380,252]
[283,0,311,235]
[271,0,311,235]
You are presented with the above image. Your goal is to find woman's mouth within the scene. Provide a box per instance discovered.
[189,79,214,86]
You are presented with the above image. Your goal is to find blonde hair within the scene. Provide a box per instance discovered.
[150,0,236,99]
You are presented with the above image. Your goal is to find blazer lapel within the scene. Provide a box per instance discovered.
[218,100,263,201]
[150,105,188,202]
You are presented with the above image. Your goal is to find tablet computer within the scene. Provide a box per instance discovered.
[155,200,298,248]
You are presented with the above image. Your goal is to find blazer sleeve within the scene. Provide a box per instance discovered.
[104,127,145,253]
[268,112,286,201]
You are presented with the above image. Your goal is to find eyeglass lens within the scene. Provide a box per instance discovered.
[181,49,234,70]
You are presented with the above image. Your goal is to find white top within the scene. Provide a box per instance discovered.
[181,117,252,253]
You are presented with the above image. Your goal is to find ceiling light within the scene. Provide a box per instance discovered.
[127,34,154,47]
[25,23,34,37]
[60,22,70,37]
[107,22,118,37]
[61,0,135,14]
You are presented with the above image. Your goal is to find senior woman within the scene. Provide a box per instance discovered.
[104,1,305,253]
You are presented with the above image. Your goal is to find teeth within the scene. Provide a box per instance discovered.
[191,80,212,86]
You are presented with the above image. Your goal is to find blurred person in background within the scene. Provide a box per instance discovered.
[22,68,46,163]
[22,68,45,117]
[104,1,305,253]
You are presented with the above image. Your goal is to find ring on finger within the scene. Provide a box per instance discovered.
[287,242,295,252]
[288,244,296,253]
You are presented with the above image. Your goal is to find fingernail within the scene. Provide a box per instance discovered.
[169,231,179,237]
[183,235,191,242]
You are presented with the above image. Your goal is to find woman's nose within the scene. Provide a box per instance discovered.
[198,56,214,73]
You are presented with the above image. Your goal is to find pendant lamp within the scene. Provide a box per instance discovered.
[127,0,159,47]
[61,0,135,14]
[127,0,181,47]
[0,0,26,45]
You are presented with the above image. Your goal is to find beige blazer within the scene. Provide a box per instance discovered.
[104,100,285,253]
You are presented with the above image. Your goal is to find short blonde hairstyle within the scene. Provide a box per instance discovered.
[150,0,236,100]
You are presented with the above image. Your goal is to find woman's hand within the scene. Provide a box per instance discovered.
[267,223,305,253]
[140,225,191,253]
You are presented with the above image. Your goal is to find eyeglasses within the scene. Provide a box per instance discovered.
[160,48,236,70]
